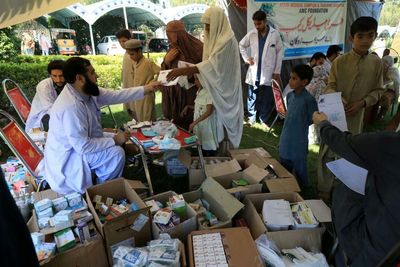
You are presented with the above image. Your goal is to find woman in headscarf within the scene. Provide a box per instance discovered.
[167,6,243,148]
[161,20,203,130]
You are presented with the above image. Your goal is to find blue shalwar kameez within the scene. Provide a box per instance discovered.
[279,89,318,186]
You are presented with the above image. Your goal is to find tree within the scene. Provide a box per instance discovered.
[0,27,19,62]
[379,0,400,27]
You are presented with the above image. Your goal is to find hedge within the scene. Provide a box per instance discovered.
[0,53,166,107]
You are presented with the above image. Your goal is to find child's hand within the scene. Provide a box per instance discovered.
[345,100,365,117]
[180,106,188,117]
[189,122,196,133]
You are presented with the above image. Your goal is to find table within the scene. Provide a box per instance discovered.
[129,126,206,195]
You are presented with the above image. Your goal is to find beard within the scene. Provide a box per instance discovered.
[82,74,99,96]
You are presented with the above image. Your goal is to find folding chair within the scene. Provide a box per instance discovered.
[267,79,287,135]
[2,79,31,124]
[0,110,45,191]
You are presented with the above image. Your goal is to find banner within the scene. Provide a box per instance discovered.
[247,0,347,59]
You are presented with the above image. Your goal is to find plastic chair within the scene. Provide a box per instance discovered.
[267,79,287,135]
[0,109,45,191]
[2,79,31,124]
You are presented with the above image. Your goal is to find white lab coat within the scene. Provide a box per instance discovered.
[239,27,284,86]
[25,78,59,132]
[44,83,145,194]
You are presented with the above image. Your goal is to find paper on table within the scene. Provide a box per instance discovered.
[326,158,367,195]
[318,92,348,132]
[157,70,179,86]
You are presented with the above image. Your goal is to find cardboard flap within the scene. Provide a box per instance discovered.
[267,159,294,178]
[201,178,244,220]
[243,164,268,184]
[265,177,301,193]
[125,179,148,190]
[304,200,332,223]
[205,159,241,178]
[246,153,269,169]
[226,186,250,194]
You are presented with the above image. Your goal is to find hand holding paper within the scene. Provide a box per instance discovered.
[158,70,180,86]
[318,92,348,131]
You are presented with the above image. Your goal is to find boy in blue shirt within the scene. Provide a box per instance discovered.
[279,64,318,187]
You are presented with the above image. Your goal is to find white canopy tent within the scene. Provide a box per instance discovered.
[0,0,79,29]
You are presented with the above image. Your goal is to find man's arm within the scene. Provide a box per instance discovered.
[238,32,252,63]
[323,59,339,94]
[273,32,284,74]
[63,105,115,155]
[363,60,384,107]
[36,81,57,114]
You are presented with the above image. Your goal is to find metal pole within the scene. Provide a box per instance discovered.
[123,6,129,30]
[89,23,96,55]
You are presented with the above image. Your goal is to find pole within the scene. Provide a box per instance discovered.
[123,6,129,29]
[89,23,96,55]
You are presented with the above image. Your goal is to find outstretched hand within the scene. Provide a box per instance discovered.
[166,68,186,82]
[312,111,328,125]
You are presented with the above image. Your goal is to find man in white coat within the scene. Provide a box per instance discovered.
[44,57,160,194]
[25,60,66,132]
[239,10,284,126]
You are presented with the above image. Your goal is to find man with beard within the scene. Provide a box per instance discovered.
[43,57,160,194]
[25,60,66,132]
[239,10,284,127]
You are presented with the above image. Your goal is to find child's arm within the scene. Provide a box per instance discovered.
[189,104,214,132]
[180,105,194,117]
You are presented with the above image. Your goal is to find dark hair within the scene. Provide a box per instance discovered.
[292,64,313,85]
[63,57,91,84]
[115,29,131,40]
[350,16,378,36]
[326,45,342,58]
[252,10,266,21]
[47,60,65,74]
[310,52,326,62]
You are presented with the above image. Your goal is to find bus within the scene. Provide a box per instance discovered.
[50,28,78,55]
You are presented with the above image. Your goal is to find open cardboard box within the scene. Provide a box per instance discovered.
[229,147,272,168]
[27,189,108,267]
[187,227,263,267]
[245,155,301,193]
[144,191,197,241]
[182,178,244,230]
[178,149,240,191]
[213,164,266,197]
[242,192,332,251]
[86,178,152,266]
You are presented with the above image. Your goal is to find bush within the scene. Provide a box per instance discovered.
[0,53,166,112]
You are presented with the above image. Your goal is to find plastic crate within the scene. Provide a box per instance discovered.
[165,157,187,176]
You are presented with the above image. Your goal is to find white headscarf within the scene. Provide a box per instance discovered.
[196,6,243,148]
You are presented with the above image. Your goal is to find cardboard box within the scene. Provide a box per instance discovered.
[213,164,266,197]
[179,150,240,191]
[144,191,197,241]
[245,156,301,193]
[183,178,244,230]
[27,190,108,267]
[242,192,332,251]
[229,147,272,167]
[86,178,152,266]
[187,227,264,267]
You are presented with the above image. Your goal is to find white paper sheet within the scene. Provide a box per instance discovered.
[157,70,179,86]
[326,158,368,195]
[318,92,348,132]
[178,60,195,68]
[262,199,294,227]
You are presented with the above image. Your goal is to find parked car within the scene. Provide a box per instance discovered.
[148,38,169,52]
[97,35,125,55]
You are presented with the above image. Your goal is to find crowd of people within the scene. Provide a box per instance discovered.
[7,6,400,267]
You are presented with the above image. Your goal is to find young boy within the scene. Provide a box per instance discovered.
[323,16,383,134]
[318,17,384,196]
[279,65,318,187]
[125,39,160,122]
[116,29,136,119]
